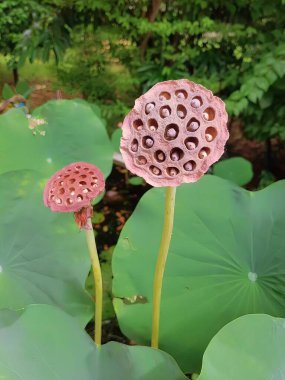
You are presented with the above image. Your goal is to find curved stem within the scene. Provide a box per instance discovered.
[151,186,176,348]
[85,217,103,346]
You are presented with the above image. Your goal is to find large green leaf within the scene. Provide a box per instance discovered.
[0,304,187,380]
[0,100,114,178]
[112,175,285,373]
[0,109,44,175]
[2,83,14,99]
[0,170,92,325]
[199,314,285,380]
[32,99,114,177]
[213,157,253,186]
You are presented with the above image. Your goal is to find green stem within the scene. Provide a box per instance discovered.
[85,217,103,346]
[151,186,176,348]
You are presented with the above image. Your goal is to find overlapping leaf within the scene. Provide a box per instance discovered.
[198,314,285,380]
[0,99,114,178]
[0,304,187,380]
[112,175,285,372]
[0,170,92,325]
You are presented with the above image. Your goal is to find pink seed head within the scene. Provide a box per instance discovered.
[186,141,196,150]
[120,79,229,187]
[43,162,105,229]
[205,133,213,142]
[191,98,201,108]
[166,128,177,138]
[145,138,154,147]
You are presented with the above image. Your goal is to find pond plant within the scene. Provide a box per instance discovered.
[1,81,285,379]
[120,79,229,348]
[44,161,105,345]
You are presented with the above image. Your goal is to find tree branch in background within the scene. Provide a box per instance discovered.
[140,0,161,60]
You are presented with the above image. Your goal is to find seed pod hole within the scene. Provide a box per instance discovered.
[165,124,179,140]
[130,139,139,152]
[190,96,203,108]
[66,198,73,205]
[91,182,97,187]
[205,127,217,142]
[150,165,162,175]
[145,102,155,114]
[185,137,198,150]
[69,178,76,184]
[80,174,87,179]
[83,167,89,171]
[184,160,196,171]
[136,156,147,165]
[177,104,187,119]
[133,119,143,131]
[59,188,65,195]
[167,167,179,177]
[160,105,171,118]
[79,181,87,186]
[170,147,184,161]
[198,147,211,159]
[155,150,166,162]
[175,89,188,99]
[186,118,200,132]
[55,198,62,204]
[75,165,81,169]
[77,195,83,202]
[142,136,154,148]
[82,188,90,194]
[70,187,75,195]
[159,91,171,101]
[147,118,158,131]
[64,174,70,178]
[203,107,215,121]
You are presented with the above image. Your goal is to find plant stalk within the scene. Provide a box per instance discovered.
[85,217,103,346]
[151,186,176,348]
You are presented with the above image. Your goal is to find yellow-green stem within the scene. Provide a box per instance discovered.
[151,186,176,348]
[85,217,103,346]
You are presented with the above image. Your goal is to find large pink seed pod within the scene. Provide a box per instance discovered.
[120,79,229,187]
[43,162,105,228]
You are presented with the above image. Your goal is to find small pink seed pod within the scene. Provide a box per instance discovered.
[43,162,105,229]
[120,79,229,187]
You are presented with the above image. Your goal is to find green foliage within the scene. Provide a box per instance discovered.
[213,157,253,186]
[86,247,115,320]
[1,80,32,99]
[53,0,285,139]
[0,0,71,71]
[111,128,122,152]
[198,314,285,379]
[0,304,187,380]
[15,80,32,98]
[112,176,285,372]
[258,170,277,190]
[0,170,92,325]
[0,99,114,178]
[128,176,145,186]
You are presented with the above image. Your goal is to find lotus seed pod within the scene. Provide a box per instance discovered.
[205,133,213,142]
[120,79,229,187]
[145,138,154,147]
[43,162,105,229]
[166,128,177,138]
[199,149,208,159]
[188,121,199,131]
[185,141,196,150]
[191,98,202,108]
[145,103,155,114]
